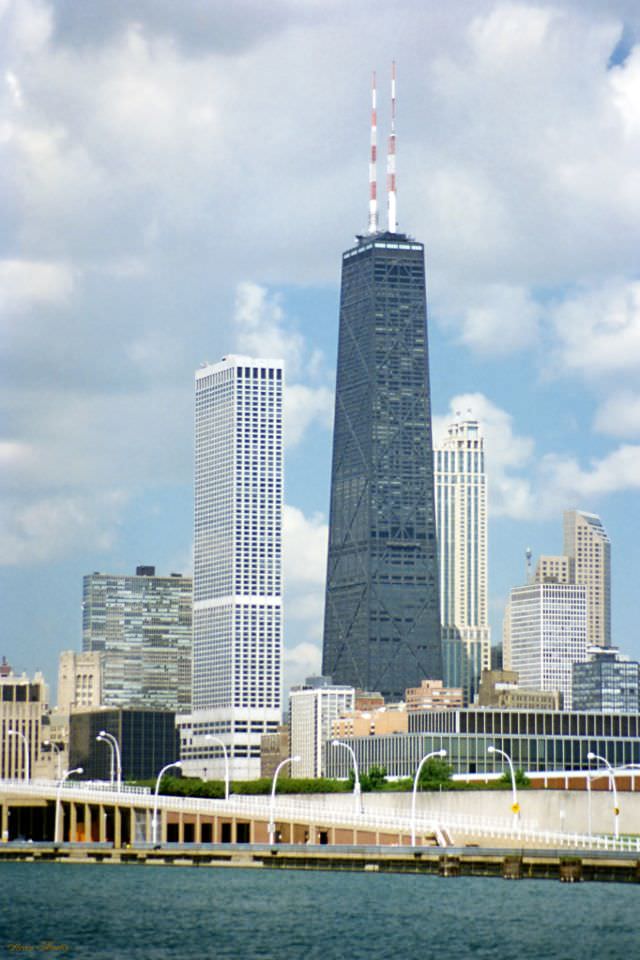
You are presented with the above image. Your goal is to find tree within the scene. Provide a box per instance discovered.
[417,756,453,789]
[500,768,530,788]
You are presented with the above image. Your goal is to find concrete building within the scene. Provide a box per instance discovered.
[325,707,640,779]
[82,566,192,712]
[405,679,464,712]
[0,669,49,780]
[179,356,283,780]
[535,555,570,584]
[573,648,640,713]
[435,418,490,704]
[509,582,587,709]
[477,669,562,711]
[332,704,408,739]
[564,510,611,648]
[57,650,103,713]
[289,679,354,779]
[260,725,290,779]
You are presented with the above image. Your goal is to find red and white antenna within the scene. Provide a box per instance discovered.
[368,71,378,235]
[387,61,397,233]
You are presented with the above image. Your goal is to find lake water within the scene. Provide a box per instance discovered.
[0,861,636,959]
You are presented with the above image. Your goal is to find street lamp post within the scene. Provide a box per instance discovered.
[268,755,300,845]
[42,740,62,779]
[588,751,620,839]
[54,767,84,843]
[332,740,363,815]
[98,731,122,791]
[8,729,30,781]
[488,745,520,828]
[96,735,115,785]
[205,735,230,800]
[411,749,447,847]
[151,761,182,846]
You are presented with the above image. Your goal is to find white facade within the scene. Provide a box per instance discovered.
[509,583,588,709]
[180,355,283,780]
[290,683,355,778]
[564,510,611,648]
[434,419,490,703]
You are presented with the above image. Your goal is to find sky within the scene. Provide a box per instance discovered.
[2,0,640,700]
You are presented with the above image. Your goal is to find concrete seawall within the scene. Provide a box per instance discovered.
[1,842,640,883]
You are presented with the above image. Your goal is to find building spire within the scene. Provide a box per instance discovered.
[368,71,378,235]
[387,61,397,233]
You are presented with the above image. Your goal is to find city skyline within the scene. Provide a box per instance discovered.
[2,2,640,696]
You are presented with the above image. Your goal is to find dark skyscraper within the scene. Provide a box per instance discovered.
[322,68,442,700]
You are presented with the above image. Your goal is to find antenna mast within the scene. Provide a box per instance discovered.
[368,71,378,235]
[387,61,397,233]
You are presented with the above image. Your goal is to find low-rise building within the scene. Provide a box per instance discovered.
[477,669,562,711]
[573,648,640,712]
[325,708,640,779]
[289,678,354,778]
[332,704,408,739]
[69,707,179,781]
[405,679,464,712]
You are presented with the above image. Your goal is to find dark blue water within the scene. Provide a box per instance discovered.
[0,862,636,959]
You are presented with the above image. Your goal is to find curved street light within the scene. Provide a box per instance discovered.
[268,755,300,845]
[8,729,30,781]
[588,751,619,839]
[411,749,447,847]
[42,739,62,779]
[205,735,230,800]
[98,730,122,791]
[488,745,520,828]
[151,761,182,845]
[54,767,84,843]
[332,740,363,815]
[96,735,115,785]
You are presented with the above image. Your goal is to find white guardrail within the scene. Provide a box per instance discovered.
[1,778,639,852]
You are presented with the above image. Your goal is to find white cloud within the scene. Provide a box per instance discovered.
[0,490,129,566]
[551,281,640,379]
[0,259,74,314]
[283,641,322,693]
[233,282,333,447]
[284,383,333,448]
[594,390,640,438]
[283,504,327,588]
[539,445,640,503]
[233,281,304,375]
[459,285,541,355]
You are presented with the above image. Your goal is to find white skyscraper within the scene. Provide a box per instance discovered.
[509,582,587,708]
[434,419,490,704]
[290,678,355,779]
[179,355,283,780]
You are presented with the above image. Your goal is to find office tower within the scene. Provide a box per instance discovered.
[82,566,192,712]
[322,68,441,701]
[434,418,490,704]
[572,648,640,713]
[563,510,611,647]
[509,582,587,708]
[289,677,355,778]
[179,356,283,780]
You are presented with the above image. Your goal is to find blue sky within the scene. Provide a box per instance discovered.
[2,0,640,697]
